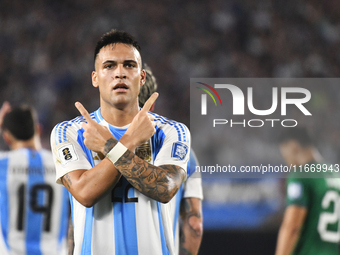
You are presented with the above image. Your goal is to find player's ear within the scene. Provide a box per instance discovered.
[140,69,146,86]
[92,71,99,88]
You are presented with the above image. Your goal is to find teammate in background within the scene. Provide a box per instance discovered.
[275,127,340,255]
[0,102,69,255]
[139,64,203,255]
[51,30,190,255]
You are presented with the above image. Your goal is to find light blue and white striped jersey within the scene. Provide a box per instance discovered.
[169,151,203,254]
[0,148,70,255]
[50,108,191,255]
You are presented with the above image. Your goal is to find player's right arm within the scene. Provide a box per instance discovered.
[51,121,122,208]
[275,179,308,255]
[275,205,307,255]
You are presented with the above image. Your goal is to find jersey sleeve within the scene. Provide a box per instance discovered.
[286,178,309,207]
[183,150,203,199]
[153,122,191,175]
[50,121,92,184]
[183,172,204,200]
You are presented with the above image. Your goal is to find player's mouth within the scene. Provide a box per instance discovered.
[113,83,129,92]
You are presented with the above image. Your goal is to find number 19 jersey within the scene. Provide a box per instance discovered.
[50,109,191,255]
[0,148,70,255]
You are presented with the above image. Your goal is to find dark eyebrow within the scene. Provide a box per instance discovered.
[102,60,116,65]
[123,60,138,65]
[102,60,138,65]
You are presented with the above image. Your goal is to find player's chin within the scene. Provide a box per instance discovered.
[111,95,132,108]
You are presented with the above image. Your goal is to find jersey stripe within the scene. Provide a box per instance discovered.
[0,157,9,249]
[25,150,44,255]
[57,122,69,144]
[81,208,93,255]
[172,185,183,240]
[157,203,169,255]
[151,127,165,160]
[95,108,104,122]
[58,188,69,246]
[151,113,188,142]
[114,179,138,254]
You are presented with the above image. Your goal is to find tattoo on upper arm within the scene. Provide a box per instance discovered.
[62,173,72,189]
[114,150,185,202]
[103,138,118,156]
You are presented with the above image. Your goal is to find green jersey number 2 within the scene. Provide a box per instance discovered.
[317,191,340,243]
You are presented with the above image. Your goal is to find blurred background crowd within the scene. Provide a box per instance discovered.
[1,0,340,146]
[1,0,340,253]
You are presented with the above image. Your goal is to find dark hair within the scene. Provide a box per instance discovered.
[94,29,141,62]
[139,64,158,108]
[278,127,313,147]
[2,106,37,140]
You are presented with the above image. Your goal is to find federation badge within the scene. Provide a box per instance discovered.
[171,142,188,160]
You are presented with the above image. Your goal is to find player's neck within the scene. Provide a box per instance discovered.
[100,101,139,127]
[11,138,38,151]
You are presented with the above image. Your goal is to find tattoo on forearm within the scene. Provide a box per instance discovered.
[103,138,118,156]
[114,150,185,202]
[181,198,202,237]
[62,173,72,189]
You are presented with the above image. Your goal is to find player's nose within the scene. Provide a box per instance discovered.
[114,64,126,79]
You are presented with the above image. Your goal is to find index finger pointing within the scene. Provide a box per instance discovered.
[141,92,159,113]
[75,102,94,123]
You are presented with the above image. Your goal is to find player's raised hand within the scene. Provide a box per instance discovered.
[0,101,11,130]
[124,92,159,148]
[75,102,116,154]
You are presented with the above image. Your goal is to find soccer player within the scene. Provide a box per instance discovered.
[0,102,70,255]
[50,30,190,255]
[275,127,340,255]
[139,64,203,255]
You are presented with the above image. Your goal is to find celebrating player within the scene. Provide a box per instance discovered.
[50,30,190,255]
[139,64,203,255]
[0,102,70,255]
[275,127,340,255]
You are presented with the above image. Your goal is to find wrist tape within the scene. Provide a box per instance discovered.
[106,142,128,164]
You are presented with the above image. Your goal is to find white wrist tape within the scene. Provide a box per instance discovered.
[106,142,128,164]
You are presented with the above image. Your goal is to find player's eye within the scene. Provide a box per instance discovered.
[125,63,136,68]
[105,64,113,69]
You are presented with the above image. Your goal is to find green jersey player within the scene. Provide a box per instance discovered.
[275,127,340,255]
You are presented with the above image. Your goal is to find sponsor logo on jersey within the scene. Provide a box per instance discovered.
[57,143,79,165]
[171,142,188,160]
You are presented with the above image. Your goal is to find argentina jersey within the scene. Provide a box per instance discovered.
[50,108,191,255]
[0,148,69,255]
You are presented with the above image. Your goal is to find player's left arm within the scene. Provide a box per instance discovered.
[275,205,307,255]
[114,151,187,203]
[179,197,203,255]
